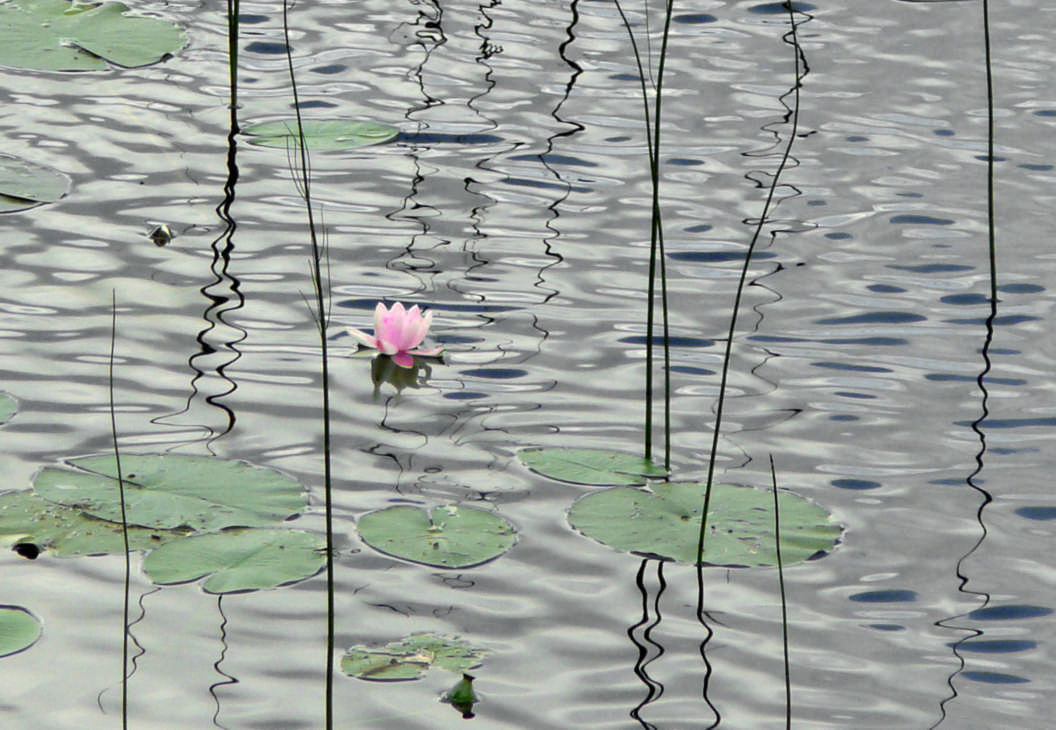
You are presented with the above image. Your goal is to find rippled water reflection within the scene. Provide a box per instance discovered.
[2,0,1055,727]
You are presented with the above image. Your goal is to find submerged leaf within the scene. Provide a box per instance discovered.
[519,448,667,486]
[568,482,841,567]
[0,605,42,657]
[32,454,307,532]
[243,120,399,150]
[0,0,187,71]
[341,633,485,681]
[143,528,325,593]
[357,504,516,569]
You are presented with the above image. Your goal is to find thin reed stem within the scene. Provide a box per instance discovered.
[282,4,335,728]
[108,291,131,730]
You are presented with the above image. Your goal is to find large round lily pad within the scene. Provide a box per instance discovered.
[341,633,485,681]
[0,489,187,557]
[243,120,399,150]
[519,448,667,486]
[357,504,516,569]
[0,0,187,71]
[0,605,42,657]
[0,154,70,213]
[568,482,841,567]
[143,528,325,594]
[32,454,307,532]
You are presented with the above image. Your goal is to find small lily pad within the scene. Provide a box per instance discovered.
[357,505,516,569]
[0,392,16,424]
[32,454,307,532]
[143,528,325,593]
[519,448,667,486]
[341,633,485,681]
[568,482,841,567]
[0,154,70,213]
[243,120,400,150]
[0,606,42,657]
[0,489,187,557]
[0,0,187,72]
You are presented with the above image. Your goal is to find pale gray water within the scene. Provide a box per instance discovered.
[2,0,1055,727]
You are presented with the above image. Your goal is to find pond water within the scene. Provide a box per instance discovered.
[3,0,1056,727]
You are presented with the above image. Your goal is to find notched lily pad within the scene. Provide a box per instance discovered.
[143,528,325,594]
[243,120,400,150]
[0,489,187,557]
[0,605,42,658]
[568,482,841,567]
[341,633,485,681]
[357,504,516,569]
[519,448,667,486]
[0,154,70,213]
[32,453,307,532]
[0,0,188,72]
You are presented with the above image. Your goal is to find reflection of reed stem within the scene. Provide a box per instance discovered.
[769,455,791,729]
[108,291,131,730]
[282,4,335,727]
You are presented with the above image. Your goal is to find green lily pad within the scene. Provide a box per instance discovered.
[341,633,485,681]
[32,454,307,532]
[0,392,16,424]
[0,154,70,213]
[0,489,187,557]
[519,448,667,486]
[243,120,400,150]
[568,482,841,567]
[0,0,187,72]
[357,504,516,569]
[0,606,42,658]
[143,528,325,594]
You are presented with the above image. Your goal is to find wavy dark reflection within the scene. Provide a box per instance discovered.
[628,558,666,729]
[209,595,238,730]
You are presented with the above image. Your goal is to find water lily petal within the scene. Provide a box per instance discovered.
[391,351,415,368]
[408,346,443,357]
[347,327,378,349]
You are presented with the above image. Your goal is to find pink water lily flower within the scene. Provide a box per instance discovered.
[347,302,443,368]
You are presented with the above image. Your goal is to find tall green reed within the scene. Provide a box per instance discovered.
[281,4,336,727]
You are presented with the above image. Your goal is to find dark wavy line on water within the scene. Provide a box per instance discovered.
[209,595,238,730]
[931,0,998,726]
[628,559,667,729]
[695,4,810,727]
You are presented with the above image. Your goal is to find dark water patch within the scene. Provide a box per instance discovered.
[952,640,1037,654]
[1020,164,1053,171]
[830,415,858,421]
[311,64,347,75]
[667,158,704,166]
[850,589,917,603]
[955,417,1056,429]
[395,132,504,145]
[832,478,881,490]
[749,335,804,343]
[934,129,955,136]
[889,215,954,226]
[295,101,337,110]
[968,605,1053,621]
[808,200,826,206]
[825,232,852,239]
[975,155,1007,162]
[618,335,714,348]
[812,362,892,373]
[925,373,1026,385]
[888,263,973,273]
[825,337,908,346]
[1000,283,1044,294]
[869,624,905,631]
[1016,506,1056,521]
[239,14,270,23]
[1034,110,1056,117]
[947,314,1039,326]
[669,250,777,263]
[673,13,718,23]
[504,177,591,194]
[670,365,714,376]
[443,392,487,400]
[685,224,712,233]
[866,284,904,294]
[460,368,528,379]
[846,136,868,142]
[815,311,925,325]
[510,153,597,167]
[834,391,877,400]
[611,73,642,82]
[434,335,486,345]
[245,41,289,54]
[747,2,816,15]
[962,671,1030,684]
[940,293,988,306]
[338,299,520,315]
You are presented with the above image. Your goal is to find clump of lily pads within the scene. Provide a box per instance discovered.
[341,632,485,681]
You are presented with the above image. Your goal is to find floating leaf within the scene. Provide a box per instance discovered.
[0,0,187,71]
[519,448,667,486]
[0,154,70,213]
[0,489,187,557]
[143,528,325,594]
[33,454,307,532]
[243,120,399,150]
[0,605,42,657]
[341,633,485,681]
[357,505,516,569]
[568,482,841,567]
[0,392,16,424]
